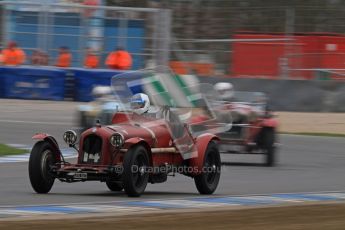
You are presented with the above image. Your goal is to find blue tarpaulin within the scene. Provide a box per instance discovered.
[72,68,125,102]
[0,74,5,98]
[0,66,66,100]
[0,67,145,102]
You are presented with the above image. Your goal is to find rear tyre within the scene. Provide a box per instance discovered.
[28,141,57,193]
[105,180,123,191]
[123,145,149,197]
[79,111,88,132]
[262,128,276,167]
[194,141,221,195]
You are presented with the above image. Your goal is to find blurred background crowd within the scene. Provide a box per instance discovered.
[0,41,132,70]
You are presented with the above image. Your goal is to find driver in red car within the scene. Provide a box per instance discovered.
[130,93,188,143]
[214,82,258,124]
[130,93,151,115]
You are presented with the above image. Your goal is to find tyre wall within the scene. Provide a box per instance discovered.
[0,66,344,112]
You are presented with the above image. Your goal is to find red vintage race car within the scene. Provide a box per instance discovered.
[213,84,278,166]
[28,68,227,197]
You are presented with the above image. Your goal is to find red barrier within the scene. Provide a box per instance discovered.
[231,33,345,80]
[169,61,214,76]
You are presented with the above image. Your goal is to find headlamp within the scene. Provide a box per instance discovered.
[110,133,124,148]
[63,130,78,145]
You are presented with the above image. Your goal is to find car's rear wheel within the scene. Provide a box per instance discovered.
[262,128,276,167]
[28,141,57,193]
[78,111,91,132]
[123,145,149,197]
[194,141,221,195]
[105,180,123,191]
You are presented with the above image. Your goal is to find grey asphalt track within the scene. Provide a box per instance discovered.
[0,99,344,206]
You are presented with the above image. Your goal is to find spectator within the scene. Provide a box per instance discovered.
[55,46,72,67]
[2,41,26,66]
[106,47,132,70]
[0,49,3,65]
[31,49,49,66]
[41,51,49,66]
[84,47,99,68]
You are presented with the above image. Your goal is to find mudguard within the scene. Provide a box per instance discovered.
[261,117,278,128]
[190,133,220,175]
[32,133,62,161]
[123,137,152,166]
[123,137,145,149]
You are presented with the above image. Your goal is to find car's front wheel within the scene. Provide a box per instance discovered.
[194,141,221,195]
[28,141,57,193]
[122,145,149,197]
[105,180,123,191]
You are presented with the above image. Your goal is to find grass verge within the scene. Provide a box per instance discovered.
[1,203,345,230]
[0,144,27,156]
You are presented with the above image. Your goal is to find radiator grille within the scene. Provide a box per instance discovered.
[81,134,102,164]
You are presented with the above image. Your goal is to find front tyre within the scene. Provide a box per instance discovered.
[28,141,57,193]
[105,180,123,191]
[194,141,221,195]
[123,145,149,197]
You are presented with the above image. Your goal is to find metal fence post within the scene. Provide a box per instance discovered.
[283,6,295,79]
[118,11,128,49]
[155,9,171,67]
[1,4,8,47]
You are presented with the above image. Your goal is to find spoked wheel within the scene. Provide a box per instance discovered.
[261,128,276,167]
[105,180,123,192]
[194,141,221,195]
[29,141,57,193]
[123,145,149,197]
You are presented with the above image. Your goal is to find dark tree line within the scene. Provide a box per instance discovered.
[106,0,345,35]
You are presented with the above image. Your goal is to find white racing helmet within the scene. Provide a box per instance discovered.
[130,93,150,115]
[92,86,112,99]
[214,82,234,100]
